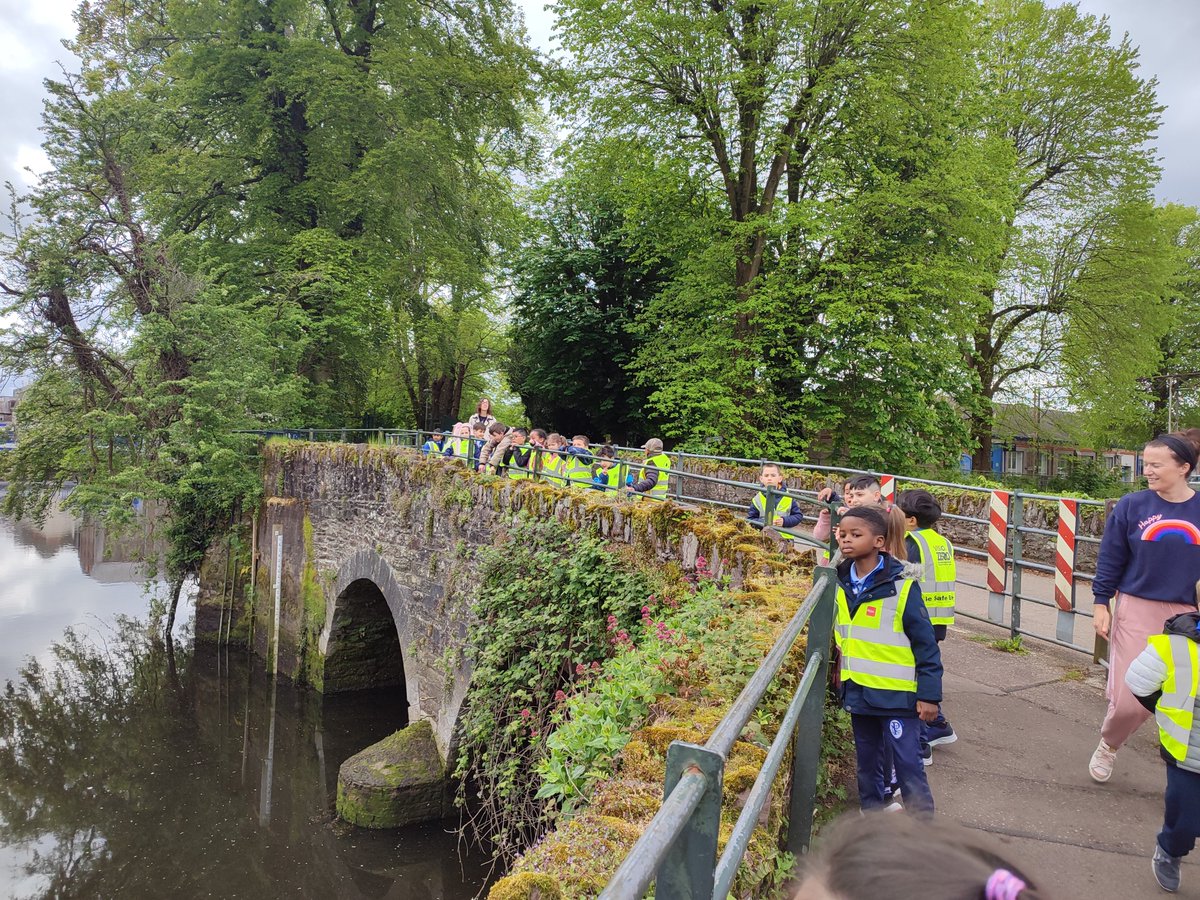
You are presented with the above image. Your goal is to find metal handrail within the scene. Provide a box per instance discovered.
[599,569,837,900]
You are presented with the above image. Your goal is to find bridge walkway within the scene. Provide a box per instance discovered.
[929,615,1198,899]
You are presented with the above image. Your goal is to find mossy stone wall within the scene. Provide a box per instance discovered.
[198,441,802,762]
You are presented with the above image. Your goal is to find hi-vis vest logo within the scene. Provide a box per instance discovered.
[936,547,954,564]
[865,606,878,618]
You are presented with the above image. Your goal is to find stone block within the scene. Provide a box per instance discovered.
[336,720,453,828]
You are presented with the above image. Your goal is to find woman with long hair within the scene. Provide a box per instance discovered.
[467,397,496,431]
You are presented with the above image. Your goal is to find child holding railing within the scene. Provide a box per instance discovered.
[747,463,804,530]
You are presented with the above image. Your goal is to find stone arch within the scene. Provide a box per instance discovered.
[322,549,471,761]
[324,550,415,700]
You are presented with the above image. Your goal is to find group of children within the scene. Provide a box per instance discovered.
[418,424,672,497]
[416,424,1198,894]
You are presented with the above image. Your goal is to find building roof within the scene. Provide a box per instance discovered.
[993,402,1082,445]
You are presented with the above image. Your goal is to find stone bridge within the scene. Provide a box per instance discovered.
[196,441,792,767]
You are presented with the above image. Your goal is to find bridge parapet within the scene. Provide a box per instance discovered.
[198,440,800,762]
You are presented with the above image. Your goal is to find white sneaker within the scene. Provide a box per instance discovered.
[1089,739,1117,783]
[884,801,904,812]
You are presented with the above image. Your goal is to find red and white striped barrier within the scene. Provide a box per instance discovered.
[1053,499,1077,612]
[986,490,1010,595]
[879,474,895,504]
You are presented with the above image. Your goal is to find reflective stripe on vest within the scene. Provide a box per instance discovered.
[506,449,532,480]
[541,452,568,486]
[640,453,671,499]
[565,456,593,488]
[835,580,918,693]
[1150,634,1199,763]
[909,529,956,625]
[597,464,622,490]
[752,492,794,521]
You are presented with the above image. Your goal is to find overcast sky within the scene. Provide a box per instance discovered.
[1,0,1197,205]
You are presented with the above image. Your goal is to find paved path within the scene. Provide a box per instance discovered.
[929,616,1197,899]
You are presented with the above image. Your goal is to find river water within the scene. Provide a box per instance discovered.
[0,503,489,899]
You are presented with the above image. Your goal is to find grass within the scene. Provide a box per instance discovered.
[967,633,1028,655]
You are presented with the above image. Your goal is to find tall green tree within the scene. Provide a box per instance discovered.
[507,159,669,442]
[1066,204,1200,445]
[552,0,1004,465]
[965,0,1163,468]
[0,0,537,619]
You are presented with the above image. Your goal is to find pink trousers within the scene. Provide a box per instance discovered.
[1101,593,1197,749]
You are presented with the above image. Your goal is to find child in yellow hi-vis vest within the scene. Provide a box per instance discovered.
[897,488,959,765]
[1125,610,1200,893]
[834,506,942,816]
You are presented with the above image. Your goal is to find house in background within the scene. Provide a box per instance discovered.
[964,403,1142,482]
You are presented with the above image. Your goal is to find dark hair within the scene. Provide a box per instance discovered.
[530,428,547,441]
[596,444,616,460]
[797,813,1048,900]
[487,422,508,436]
[475,398,493,417]
[839,506,888,537]
[847,474,881,493]
[897,489,942,530]
[511,427,529,438]
[1148,430,1200,474]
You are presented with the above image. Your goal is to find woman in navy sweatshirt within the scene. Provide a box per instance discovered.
[1088,430,1200,784]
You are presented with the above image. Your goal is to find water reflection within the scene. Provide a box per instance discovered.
[0,511,489,900]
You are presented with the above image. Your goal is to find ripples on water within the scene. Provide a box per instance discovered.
[0,504,489,899]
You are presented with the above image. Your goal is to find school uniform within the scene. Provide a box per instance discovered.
[835,553,942,815]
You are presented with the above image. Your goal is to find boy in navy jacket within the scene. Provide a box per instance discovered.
[834,506,943,815]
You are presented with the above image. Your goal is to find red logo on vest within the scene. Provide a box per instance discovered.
[865,606,878,617]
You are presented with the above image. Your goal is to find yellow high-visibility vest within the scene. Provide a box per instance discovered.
[565,454,593,488]
[1149,633,1199,763]
[835,580,918,693]
[639,453,671,499]
[540,452,568,486]
[908,528,956,626]
[752,492,794,522]
[595,464,622,491]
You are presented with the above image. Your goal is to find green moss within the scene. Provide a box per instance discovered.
[336,721,450,828]
[299,514,326,691]
[488,873,564,900]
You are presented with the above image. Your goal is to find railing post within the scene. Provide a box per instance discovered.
[673,451,683,500]
[986,490,1010,625]
[1010,493,1025,640]
[787,565,837,857]
[658,741,724,900]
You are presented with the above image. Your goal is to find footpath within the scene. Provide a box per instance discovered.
[927,618,1197,899]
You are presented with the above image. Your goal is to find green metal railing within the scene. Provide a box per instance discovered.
[599,567,838,900]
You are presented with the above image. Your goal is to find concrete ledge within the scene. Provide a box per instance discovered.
[336,720,453,828]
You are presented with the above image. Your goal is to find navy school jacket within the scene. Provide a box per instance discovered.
[835,553,943,716]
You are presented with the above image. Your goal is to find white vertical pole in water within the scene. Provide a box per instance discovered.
[271,526,283,676]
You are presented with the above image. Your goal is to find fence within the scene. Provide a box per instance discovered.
[254,428,1108,658]
[599,567,838,900]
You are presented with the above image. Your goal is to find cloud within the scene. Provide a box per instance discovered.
[13,144,50,187]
